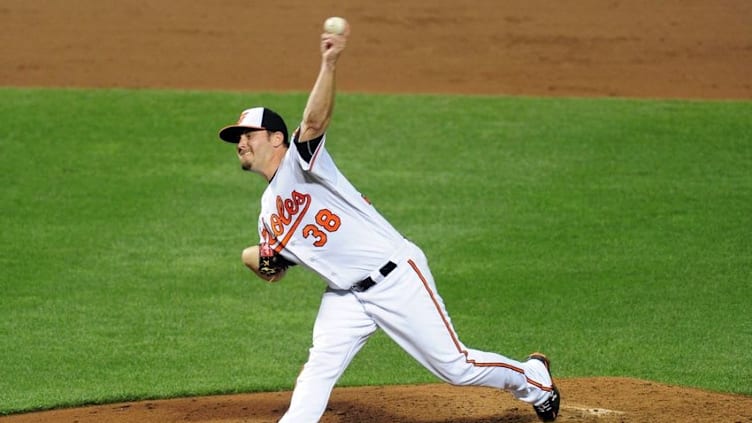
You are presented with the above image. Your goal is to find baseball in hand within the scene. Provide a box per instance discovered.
[323,16,347,35]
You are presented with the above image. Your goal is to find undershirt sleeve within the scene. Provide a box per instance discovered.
[293,130,324,164]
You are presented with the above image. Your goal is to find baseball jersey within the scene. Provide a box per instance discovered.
[257,129,404,290]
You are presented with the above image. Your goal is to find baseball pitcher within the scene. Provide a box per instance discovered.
[217,20,560,422]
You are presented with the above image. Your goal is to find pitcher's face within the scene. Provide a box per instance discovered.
[237,130,273,172]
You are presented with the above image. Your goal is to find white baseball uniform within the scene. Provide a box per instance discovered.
[258,129,555,422]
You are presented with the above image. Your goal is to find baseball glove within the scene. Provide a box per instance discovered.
[258,243,293,277]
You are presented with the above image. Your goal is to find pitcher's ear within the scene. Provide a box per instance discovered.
[270,131,286,147]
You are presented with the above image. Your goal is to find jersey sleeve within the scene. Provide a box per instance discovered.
[258,215,269,243]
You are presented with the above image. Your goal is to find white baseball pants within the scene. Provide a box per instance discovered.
[278,240,553,422]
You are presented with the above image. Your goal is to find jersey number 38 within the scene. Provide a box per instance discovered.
[303,209,341,247]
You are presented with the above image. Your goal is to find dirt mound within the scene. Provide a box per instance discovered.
[2,378,751,422]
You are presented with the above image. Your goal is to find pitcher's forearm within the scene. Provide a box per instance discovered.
[299,26,349,142]
[300,61,336,141]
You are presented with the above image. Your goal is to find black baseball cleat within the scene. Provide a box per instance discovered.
[528,353,560,422]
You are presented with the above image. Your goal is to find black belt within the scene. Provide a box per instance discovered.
[351,261,397,292]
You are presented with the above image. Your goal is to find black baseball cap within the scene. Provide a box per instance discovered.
[218,107,288,144]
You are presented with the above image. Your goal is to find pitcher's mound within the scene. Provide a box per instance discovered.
[2,378,750,423]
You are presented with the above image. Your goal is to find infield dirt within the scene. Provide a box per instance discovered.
[1,1,751,422]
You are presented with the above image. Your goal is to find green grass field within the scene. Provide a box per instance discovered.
[1,87,750,414]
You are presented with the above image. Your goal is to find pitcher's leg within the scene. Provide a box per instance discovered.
[279,289,377,423]
[362,247,553,405]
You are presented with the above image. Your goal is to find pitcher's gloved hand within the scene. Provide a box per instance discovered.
[258,243,293,277]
